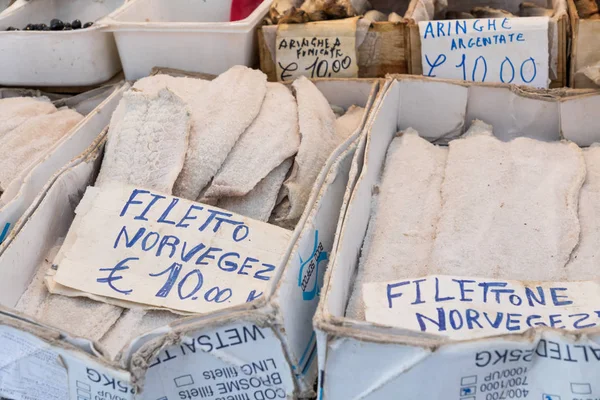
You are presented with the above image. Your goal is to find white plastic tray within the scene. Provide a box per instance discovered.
[103,0,271,80]
[0,0,125,86]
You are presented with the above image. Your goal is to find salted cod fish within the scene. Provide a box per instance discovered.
[565,145,600,280]
[15,242,63,316]
[0,97,57,138]
[346,129,447,320]
[518,2,553,17]
[95,88,191,194]
[278,76,338,223]
[15,240,124,341]
[335,105,364,141]
[218,159,293,221]
[0,109,83,192]
[100,309,179,360]
[203,83,299,199]
[429,121,585,281]
[173,66,268,201]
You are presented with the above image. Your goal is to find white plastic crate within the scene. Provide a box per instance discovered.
[0,0,125,86]
[103,0,271,80]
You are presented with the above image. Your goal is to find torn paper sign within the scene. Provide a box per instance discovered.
[363,276,600,340]
[418,17,549,88]
[276,18,359,81]
[52,184,292,314]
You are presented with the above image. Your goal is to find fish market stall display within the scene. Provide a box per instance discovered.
[568,0,600,87]
[405,0,568,87]
[101,0,272,80]
[0,0,125,86]
[0,66,378,399]
[0,84,126,245]
[259,0,414,81]
[315,77,600,399]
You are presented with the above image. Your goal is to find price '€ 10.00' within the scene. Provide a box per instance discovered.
[52,185,292,314]
[418,17,550,88]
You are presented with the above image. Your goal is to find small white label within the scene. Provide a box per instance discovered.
[364,275,600,340]
[418,17,549,88]
[276,18,359,82]
[53,184,292,314]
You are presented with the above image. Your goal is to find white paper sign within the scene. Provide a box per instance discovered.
[418,17,549,88]
[363,275,600,340]
[276,18,359,81]
[53,184,292,314]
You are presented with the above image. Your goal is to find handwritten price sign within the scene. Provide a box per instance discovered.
[276,18,359,81]
[418,17,549,88]
[52,185,291,314]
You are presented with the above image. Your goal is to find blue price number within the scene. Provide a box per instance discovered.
[150,262,233,303]
[426,53,538,84]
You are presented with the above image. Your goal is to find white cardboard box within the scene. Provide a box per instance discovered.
[0,305,133,400]
[314,76,600,399]
[0,78,380,399]
[0,83,127,246]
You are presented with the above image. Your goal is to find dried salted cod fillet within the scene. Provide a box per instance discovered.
[280,76,338,223]
[269,198,297,231]
[566,145,600,280]
[15,241,63,316]
[203,83,299,199]
[132,74,209,97]
[218,159,293,221]
[100,309,179,360]
[35,295,123,341]
[0,97,57,138]
[429,122,585,281]
[345,129,447,320]
[0,109,83,192]
[335,105,364,141]
[173,66,268,200]
[95,88,191,194]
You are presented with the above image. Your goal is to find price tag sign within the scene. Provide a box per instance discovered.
[52,184,292,314]
[418,17,549,88]
[363,275,600,340]
[275,18,359,81]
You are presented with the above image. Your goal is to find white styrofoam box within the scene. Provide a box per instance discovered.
[0,83,128,247]
[102,0,271,80]
[314,76,600,399]
[0,77,380,399]
[0,0,125,86]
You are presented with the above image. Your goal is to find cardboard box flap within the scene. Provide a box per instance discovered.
[0,139,105,307]
[397,78,468,142]
[466,84,560,141]
[0,307,133,400]
[560,92,600,146]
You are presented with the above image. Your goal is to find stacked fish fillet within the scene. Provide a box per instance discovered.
[347,121,597,320]
[0,97,83,203]
[16,66,365,359]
